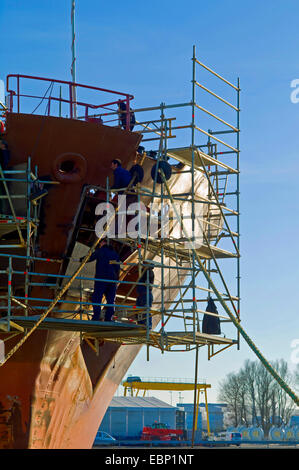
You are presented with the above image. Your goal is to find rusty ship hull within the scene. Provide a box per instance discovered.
[0,111,144,448]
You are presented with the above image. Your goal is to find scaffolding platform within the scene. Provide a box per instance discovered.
[167,147,239,174]
[0,315,237,349]
[0,219,29,247]
[88,329,237,349]
[122,237,238,261]
[0,218,28,239]
[0,315,143,336]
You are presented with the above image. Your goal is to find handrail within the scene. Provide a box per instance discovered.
[6,74,134,129]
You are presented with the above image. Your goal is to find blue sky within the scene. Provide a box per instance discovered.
[1,0,299,404]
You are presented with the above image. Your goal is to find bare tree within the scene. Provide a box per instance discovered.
[270,360,296,426]
[294,364,299,392]
[218,372,243,427]
[243,360,258,425]
[218,359,296,436]
[239,369,250,425]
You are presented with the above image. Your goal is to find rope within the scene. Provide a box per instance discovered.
[31,81,54,115]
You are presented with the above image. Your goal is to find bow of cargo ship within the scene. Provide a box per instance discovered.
[0,68,239,448]
[0,76,147,448]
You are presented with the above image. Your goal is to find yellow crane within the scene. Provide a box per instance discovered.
[122,377,211,434]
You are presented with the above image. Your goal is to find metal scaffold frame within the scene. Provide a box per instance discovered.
[1,48,299,408]
[0,48,240,360]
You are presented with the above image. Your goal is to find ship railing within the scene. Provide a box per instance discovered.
[78,107,179,142]
[6,74,134,130]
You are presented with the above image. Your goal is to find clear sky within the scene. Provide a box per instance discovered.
[1,0,299,405]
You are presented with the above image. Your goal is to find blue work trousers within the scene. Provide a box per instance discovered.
[92,281,117,321]
[136,291,153,328]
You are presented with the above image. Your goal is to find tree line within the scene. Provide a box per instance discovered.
[218,359,299,436]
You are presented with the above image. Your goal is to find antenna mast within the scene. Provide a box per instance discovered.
[71,0,77,117]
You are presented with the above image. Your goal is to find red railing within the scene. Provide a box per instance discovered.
[6,74,134,130]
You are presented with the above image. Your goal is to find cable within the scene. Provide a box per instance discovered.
[31,81,54,115]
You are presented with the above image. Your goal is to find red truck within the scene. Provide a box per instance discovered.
[141,422,183,441]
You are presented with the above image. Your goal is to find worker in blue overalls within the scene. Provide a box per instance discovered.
[110,159,132,194]
[82,239,120,321]
[118,101,136,131]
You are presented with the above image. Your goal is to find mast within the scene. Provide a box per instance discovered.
[71,0,77,118]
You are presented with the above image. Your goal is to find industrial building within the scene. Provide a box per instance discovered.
[176,403,202,431]
[200,403,227,432]
[99,396,177,439]
[177,402,227,433]
[99,396,228,439]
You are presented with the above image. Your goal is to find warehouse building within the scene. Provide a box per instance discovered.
[99,397,226,439]
[199,403,227,432]
[99,396,177,439]
[176,403,202,430]
[177,403,227,433]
